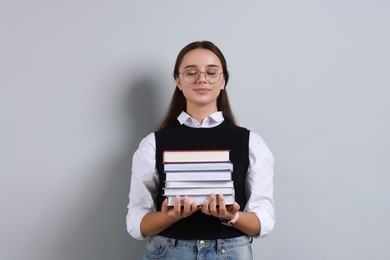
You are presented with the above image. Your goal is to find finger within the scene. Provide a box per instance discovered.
[209,193,218,215]
[190,201,198,214]
[225,202,240,220]
[232,202,240,212]
[173,195,181,217]
[183,196,190,215]
[161,197,169,213]
[201,199,210,214]
[218,193,227,216]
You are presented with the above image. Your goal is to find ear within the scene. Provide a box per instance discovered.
[221,78,226,90]
[175,77,182,91]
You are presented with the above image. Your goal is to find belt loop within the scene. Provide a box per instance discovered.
[216,239,223,254]
[167,238,176,249]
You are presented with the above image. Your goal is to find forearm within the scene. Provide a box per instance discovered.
[232,212,260,237]
[201,195,261,237]
[140,196,200,237]
[140,211,179,237]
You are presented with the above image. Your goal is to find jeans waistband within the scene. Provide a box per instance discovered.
[153,235,252,252]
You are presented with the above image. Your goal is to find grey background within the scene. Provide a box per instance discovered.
[1,1,389,259]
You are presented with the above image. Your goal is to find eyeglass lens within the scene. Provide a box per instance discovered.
[182,70,222,84]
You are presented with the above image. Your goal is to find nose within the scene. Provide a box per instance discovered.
[197,72,207,84]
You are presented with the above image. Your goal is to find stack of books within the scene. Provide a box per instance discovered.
[163,150,235,206]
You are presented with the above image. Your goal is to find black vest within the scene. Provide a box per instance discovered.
[154,121,250,239]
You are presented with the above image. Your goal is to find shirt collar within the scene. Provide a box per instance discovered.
[177,111,224,128]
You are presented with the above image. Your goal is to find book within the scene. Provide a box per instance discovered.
[165,180,234,188]
[162,150,235,206]
[163,150,230,163]
[165,170,232,181]
[167,194,235,206]
[163,187,235,196]
[164,162,233,172]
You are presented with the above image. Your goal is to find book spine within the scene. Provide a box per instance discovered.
[164,162,233,172]
[163,149,231,163]
[165,171,232,181]
[163,187,235,196]
[165,180,234,188]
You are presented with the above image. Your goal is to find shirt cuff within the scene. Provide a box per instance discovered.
[256,208,275,238]
[126,209,150,240]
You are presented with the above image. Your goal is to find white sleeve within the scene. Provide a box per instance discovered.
[244,131,275,238]
[126,133,159,240]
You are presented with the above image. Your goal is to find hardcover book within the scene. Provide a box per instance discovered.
[165,180,234,188]
[165,170,232,182]
[163,150,230,163]
[164,187,234,196]
[164,162,233,172]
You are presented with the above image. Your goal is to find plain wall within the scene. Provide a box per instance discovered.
[1,1,389,259]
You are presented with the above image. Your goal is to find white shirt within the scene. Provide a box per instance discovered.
[127,111,275,240]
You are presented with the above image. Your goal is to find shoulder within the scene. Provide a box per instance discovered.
[136,132,156,153]
[249,131,265,146]
[248,131,274,162]
[132,132,157,170]
[249,131,271,150]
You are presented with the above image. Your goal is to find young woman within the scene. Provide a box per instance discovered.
[127,41,275,259]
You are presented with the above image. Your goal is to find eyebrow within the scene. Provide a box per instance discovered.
[183,64,220,70]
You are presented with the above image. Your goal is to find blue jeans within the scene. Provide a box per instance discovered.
[143,235,253,260]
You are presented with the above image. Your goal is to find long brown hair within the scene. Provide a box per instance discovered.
[159,41,236,129]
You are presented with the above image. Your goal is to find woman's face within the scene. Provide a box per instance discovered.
[176,48,225,111]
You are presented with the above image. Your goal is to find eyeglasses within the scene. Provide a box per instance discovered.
[178,69,224,84]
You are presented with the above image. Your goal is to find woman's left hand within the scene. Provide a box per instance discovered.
[200,193,240,220]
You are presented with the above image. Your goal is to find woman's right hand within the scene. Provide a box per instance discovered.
[161,195,199,220]
[140,195,199,237]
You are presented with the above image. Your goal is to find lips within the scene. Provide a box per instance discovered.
[194,88,211,94]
